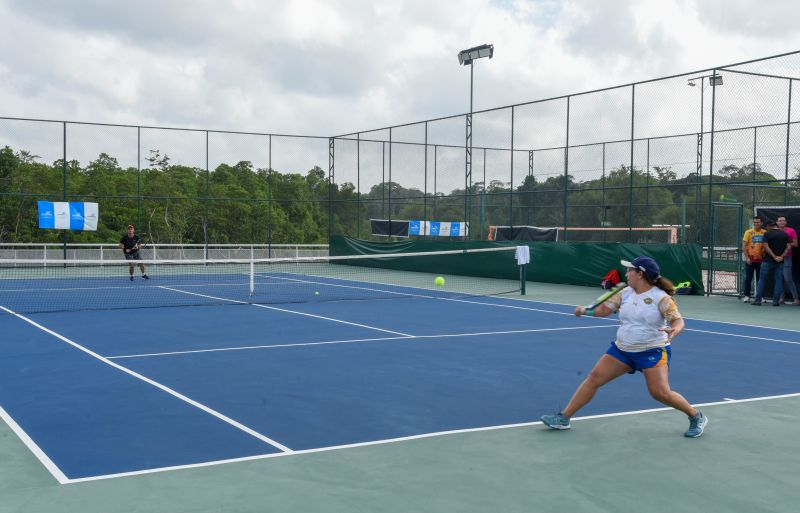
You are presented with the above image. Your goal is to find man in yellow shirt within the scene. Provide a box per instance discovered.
[741,216,766,302]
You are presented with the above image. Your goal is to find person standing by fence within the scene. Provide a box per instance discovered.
[752,221,789,306]
[776,216,800,305]
[741,216,766,303]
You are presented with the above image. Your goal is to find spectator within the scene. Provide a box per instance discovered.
[741,216,766,303]
[752,220,789,306]
[776,216,800,305]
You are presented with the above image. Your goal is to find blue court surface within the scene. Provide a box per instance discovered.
[1,280,799,482]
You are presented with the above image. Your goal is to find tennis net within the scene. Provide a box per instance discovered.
[0,247,523,314]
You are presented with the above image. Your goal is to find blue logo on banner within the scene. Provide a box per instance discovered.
[450,222,461,236]
[430,222,441,236]
[38,201,55,229]
[409,220,421,235]
[70,202,85,230]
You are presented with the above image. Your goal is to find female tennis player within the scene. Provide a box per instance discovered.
[541,256,708,438]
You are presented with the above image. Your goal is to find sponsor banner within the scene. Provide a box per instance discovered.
[38,201,98,231]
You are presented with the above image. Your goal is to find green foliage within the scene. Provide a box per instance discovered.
[0,143,797,244]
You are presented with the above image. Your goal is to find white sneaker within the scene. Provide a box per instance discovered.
[742,296,750,303]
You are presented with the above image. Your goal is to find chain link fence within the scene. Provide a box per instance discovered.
[2,51,799,294]
[0,122,332,257]
[331,50,800,248]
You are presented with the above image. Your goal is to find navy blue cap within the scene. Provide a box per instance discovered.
[621,256,661,280]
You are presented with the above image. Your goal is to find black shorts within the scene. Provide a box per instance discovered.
[124,251,141,261]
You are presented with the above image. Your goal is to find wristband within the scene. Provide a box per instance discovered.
[585,308,594,317]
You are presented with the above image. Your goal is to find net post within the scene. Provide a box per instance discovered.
[249,260,255,300]
[520,263,527,295]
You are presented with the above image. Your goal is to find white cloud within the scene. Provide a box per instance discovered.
[282,0,351,46]
[0,0,798,138]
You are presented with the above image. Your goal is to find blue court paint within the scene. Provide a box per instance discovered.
[26,303,401,357]
[119,321,800,450]
[1,293,798,480]
[0,314,283,480]
[257,295,595,337]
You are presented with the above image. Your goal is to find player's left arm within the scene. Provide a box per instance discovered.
[658,296,684,341]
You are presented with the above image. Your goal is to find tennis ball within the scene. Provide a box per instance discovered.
[314,291,320,296]
[435,276,445,286]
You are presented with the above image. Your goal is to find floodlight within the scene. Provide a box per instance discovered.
[687,80,697,87]
[458,44,494,66]
[710,74,723,86]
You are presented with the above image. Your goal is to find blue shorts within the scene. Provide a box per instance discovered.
[606,342,671,373]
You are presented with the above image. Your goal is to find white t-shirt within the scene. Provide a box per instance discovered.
[606,286,682,352]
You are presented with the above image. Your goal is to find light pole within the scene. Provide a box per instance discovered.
[458,44,493,239]
[687,72,723,244]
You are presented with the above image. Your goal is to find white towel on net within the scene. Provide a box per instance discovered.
[515,245,531,265]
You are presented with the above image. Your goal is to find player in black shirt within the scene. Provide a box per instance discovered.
[752,221,789,306]
[119,224,149,281]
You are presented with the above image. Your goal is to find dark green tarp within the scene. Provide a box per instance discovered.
[330,236,704,294]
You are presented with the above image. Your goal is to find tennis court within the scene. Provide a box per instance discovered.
[1,251,799,512]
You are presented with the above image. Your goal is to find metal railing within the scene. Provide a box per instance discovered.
[0,243,329,264]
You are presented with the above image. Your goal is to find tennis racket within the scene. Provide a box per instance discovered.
[587,282,627,309]
[578,282,627,316]
[133,235,152,253]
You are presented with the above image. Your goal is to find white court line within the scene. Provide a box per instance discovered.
[107,324,618,360]
[288,277,800,336]
[681,316,800,333]
[3,285,142,293]
[0,406,69,484]
[254,273,437,299]
[487,293,800,333]
[62,391,800,484]
[685,328,800,346]
[253,273,590,319]
[433,296,800,344]
[1,279,281,294]
[158,286,413,337]
[0,305,292,467]
[440,296,594,318]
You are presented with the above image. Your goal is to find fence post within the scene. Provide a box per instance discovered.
[204,130,209,261]
[785,78,793,204]
[268,134,272,259]
[707,69,718,248]
[629,84,635,241]
[329,137,335,243]
[563,96,570,240]
[509,106,515,231]
[62,122,67,264]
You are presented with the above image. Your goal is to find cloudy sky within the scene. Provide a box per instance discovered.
[1,0,799,137]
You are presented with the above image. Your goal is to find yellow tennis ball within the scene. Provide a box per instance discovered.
[314,291,319,296]
[435,276,445,286]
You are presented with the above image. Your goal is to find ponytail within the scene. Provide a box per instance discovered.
[649,276,675,296]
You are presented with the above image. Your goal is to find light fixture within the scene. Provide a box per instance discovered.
[458,44,494,66]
